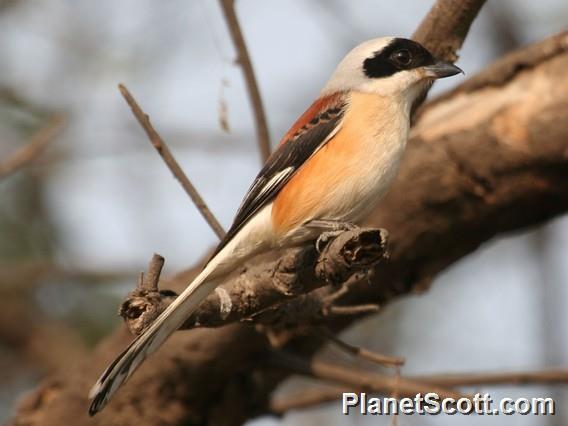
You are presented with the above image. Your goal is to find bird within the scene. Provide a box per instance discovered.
[88,36,462,415]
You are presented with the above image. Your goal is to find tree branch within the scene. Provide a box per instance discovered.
[411,0,486,113]
[118,83,226,240]
[271,368,568,414]
[319,326,404,368]
[119,227,388,332]
[413,369,568,388]
[270,386,345,415]
[412,0,487,61]
[270,352,468,401]
[219,0,271,162]
[0,114,64,178]
[0,261,137,290]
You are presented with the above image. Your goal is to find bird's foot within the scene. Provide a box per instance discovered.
[306,220,359,253]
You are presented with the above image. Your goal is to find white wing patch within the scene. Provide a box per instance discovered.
[254,167,295,201]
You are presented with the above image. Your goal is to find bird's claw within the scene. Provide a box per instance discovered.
[314,222,357,253]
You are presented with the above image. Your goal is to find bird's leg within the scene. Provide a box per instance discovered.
[305,219,358,253]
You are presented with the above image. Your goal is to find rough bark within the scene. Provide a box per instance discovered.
[120,228,388,332]
[11,31,568,426]
[412,0,487,61]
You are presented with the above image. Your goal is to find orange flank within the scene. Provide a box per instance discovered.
[272,92,399,236]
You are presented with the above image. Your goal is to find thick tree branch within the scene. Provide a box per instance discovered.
[411,0,486,113]
[412,0,487,61]
[119,228,388,331]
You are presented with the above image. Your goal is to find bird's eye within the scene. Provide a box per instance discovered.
[392,49,412,66]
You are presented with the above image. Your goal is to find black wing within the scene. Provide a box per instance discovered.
[211,97,346,257]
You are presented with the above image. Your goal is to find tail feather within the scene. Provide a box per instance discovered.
[88,266,221,416]
[88,205,274,415]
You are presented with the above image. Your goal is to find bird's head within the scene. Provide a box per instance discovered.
[323,37,462,102]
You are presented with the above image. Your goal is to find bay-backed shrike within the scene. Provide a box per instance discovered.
[89,37,462,414]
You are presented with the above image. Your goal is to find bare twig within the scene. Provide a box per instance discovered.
[0,262,138,290]
[119,253,172,336]
[320,272,381,318]
[271,352,468,401]
[118,83,226,239]
[270,386,344,414]
[0,114,65,178]
[326,304,380,316]
[412,369,568,388]
[219,0,271,162]
[141,253,165,291]
[320,327,405,368]
[390,367,401,426]
[271,368,568,414]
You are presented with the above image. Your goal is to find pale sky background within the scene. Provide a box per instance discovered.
[0,1,567,424]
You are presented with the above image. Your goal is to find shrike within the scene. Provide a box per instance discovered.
[89,37,462,414]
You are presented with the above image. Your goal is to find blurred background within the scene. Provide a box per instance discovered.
[0,0,567,424]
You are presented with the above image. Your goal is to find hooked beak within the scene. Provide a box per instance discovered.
[424,58,463,79]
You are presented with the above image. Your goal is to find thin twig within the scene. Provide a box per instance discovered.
[271,352,468,401]
[321,272,381,317]
[320,327,405,368]
[0,262,139,290]
[327,304,380,316]
[0,114,65,178]
[270,368,568,414]
[118,83,226,239]
[412,369,568,387]
[219,0,271,162]
[270,386,344,415]
[322,271,365,305]
[390,366,401,426]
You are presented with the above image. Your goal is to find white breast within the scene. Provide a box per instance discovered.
[323,91,410,224]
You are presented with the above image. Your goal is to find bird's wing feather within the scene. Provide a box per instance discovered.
[211,92,346,256]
